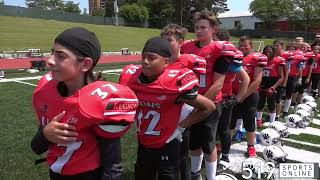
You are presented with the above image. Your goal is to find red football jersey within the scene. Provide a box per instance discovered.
[32,73,138,175]
[312,54,320,74]
[221,72,236,97]
[233,53,267,94]
[302,52,315,76]
[119,65,199,148]
[263,56,285,78]
[288,51,304,77]
[181,40,235,102]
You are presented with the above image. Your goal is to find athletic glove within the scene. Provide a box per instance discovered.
[266,87,277,97]
[166,126,185,143]
[297,78,302,86]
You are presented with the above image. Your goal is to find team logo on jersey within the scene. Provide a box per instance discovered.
[40,104,48,113]
[168,70,179,77]
[66,115,78,125]
[139,100,161,109]
[157,95,166,101]
[106,102,138,111]
[205,54,212,59]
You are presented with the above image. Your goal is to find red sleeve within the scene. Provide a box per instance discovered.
[118,64,140,85]
[257,53,268,67]
[277,56,286,66]
[177,68,199,93]
[186,54,206,75]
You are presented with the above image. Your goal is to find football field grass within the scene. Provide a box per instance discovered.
[0,16,276,53]
[1,67,320,179]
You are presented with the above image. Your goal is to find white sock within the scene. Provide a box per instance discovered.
[205,160,217,180]
[269,113,276,122]
[191,153,203,173]
[256,112,263,120]
[284,99,292,112]
[235,119,243,130]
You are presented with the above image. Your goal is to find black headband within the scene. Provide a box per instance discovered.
[142,37,172,58]
[54,27,101,65]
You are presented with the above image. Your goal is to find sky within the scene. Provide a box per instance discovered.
[5,0,252,17]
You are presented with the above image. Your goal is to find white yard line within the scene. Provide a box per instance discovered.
[312,118,320,126]
[0,76,41,82]
[104,72,121,75]
[0,69,123,83]
[102,69,122,73]
[10,80,36,86]
[282,138,320,148]
[263,121,320,136]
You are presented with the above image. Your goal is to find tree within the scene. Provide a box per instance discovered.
[26,0,47,9]
[92,7,105,16]
[289,0,320,31]
[46,0,64,10]
[25,0,64,10]
[0,0,4,5]
[119,3,149,23]
[82,8,88,15]
[249,0,291,30]
[178,0,229,31]
[63,1,81,14]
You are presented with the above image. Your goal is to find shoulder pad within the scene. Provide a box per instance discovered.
[159,68,199,93]
[79,81,138,124]
[119,64,141,85]
[210,40,226,50]
[34,72,54,93]
[293,54,304,61]
[281,51,294,60]
[257,53,268,66]
[304,52,315,58]
[185,54,206,75]
[221,43,237,57]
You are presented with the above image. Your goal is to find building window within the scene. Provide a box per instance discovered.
[254,22,263,30]
[234,21,240,28]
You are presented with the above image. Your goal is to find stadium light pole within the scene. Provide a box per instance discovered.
[180,0,182,26]
[114,0,119,26]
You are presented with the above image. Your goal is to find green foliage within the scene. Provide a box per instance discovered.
[249,0,291,30]
[82,8,88,15]
[63,1,81,14]
[26,0,81,14]
[119,3,149,23]
[92,7,105,17]
[288,0,320,31]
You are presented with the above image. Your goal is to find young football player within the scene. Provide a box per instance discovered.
[311,45,320,97]
[160,23,207,180]
[216,50,250,171]
[295,50,315,103]
[229,36,267,157]
[180,10,237,180]
[119,37,215,180]
[274,40,287,120]
[256,45,284,127]
[282,48,305,116]
[31,27,138,179]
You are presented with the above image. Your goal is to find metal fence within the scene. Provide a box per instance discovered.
[230,29,318,42]
[0,5,148,27]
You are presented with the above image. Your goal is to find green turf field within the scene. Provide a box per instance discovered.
[0,16,276,52]
[1,68,320,180]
